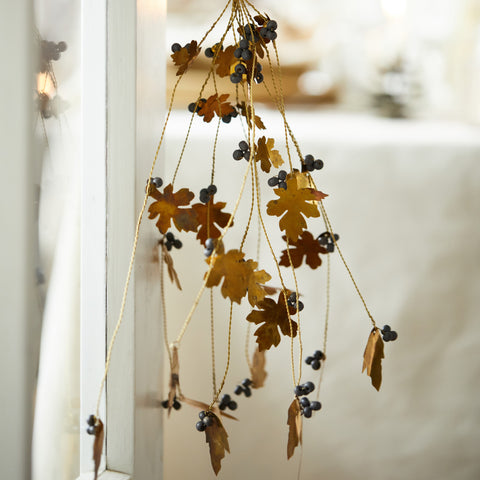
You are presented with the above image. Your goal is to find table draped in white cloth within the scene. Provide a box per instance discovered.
[162,109,480,480]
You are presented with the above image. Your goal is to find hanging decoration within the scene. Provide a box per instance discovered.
[86,0,398,476]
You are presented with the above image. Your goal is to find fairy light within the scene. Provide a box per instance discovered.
[37,72,56,97]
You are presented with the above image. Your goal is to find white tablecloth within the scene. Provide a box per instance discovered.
[162,109,480,480]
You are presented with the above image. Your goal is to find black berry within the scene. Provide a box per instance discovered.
[171,43,181,53]
[234,385,244,395]
[87,415,96,427]
[300,397,311,408]
[151,177,163,188]
[310,401,322,411]
[268,176,279,187]
[196,421,207,432]
[304,381,315,393]
[303,406,312,418]
[203,415,214,427]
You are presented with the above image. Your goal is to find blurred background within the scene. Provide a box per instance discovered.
[24,0,480,479]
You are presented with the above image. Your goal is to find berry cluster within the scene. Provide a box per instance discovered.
[219,394,238,411]
[39,40,67,71]
[234,38,253,62]
[294,381,315,397]
[204,238,215,257]
[163,231,182,251]
[233,141,251,161]
[86,414,98,435]
[260,20,278,41]
[222,106,238,123]
[196,411,214,432]
[302,154,324,172]
[199,184,217,204]
[317,231,339,253]
[305,350,325,371]
[149,176,163,189]
[381,325,398,342]
[234,378,253,397]
[287,292,304,311]
[299,396,322,418]
[188,98,206,113]
[161,396,182,410]
[267,169,287,189]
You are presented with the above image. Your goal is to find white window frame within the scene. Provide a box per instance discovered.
[80,1,166,478]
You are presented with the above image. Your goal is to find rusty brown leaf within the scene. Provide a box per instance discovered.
[266,177,321,242]
[162,244,182,290]
[167,346,180,415]
[215,45,236,77]
[362,328,384,391]
[287,398,302,460]
[171,40,201,76]
[262,285,281,296]
[279,231,328,269]
[205,413,230,476]
[250,347,267,388]
[198,93,235,123]
[191,200,232,246]
[246,292,297,351]
[238,101,266,130]
[93,419,104,480]
[255,136,284,173]
[148,183,198,234]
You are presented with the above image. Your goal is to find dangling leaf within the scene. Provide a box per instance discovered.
[168,346,180,414]
[93,419,104,480]
[215,45,237,77]
[279,231,328,269]
[362,328,384,391]
[255,136,284,173]
[162,244,182,290]
[250,347,267,388]
[171,40,201,76]
[206,249,250,303]
[191,200,232,246]
[266,177,322,242]
[148,183,198,234]
[245,259,272,307]
[198,93,235,123]
[206,250,269,306]
[238,101,266,130]
[287,398,302,460]
[246,292,297,351]
[205,413,230,476]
